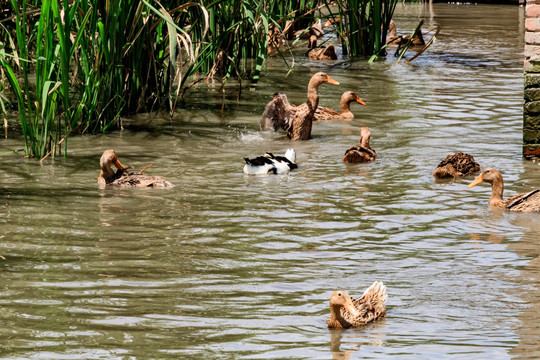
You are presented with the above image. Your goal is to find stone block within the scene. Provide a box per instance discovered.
[525,60,540,72]
[524,144,540,158]
[524,129,540,143]
[524,44,540,61]
[526,4,540,17]
[524,114,540,130]
[526,18,540,31]
[525,31,540,45]
[525,100,540,114]
[524,88,540,101]
[525,73,540,87]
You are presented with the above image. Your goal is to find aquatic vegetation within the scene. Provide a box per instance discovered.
[0,0,397,158]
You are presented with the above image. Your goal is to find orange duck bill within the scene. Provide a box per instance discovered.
[468,173,484,188]
[326,75,340,85]
[343,295,361,317]
[356,96,367,106]
[114,158,127,171]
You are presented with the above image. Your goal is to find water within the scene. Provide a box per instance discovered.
[1,4,539,359]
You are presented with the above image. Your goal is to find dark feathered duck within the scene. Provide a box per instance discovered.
[327,281,387,329]
[386,20,425,47]
[261,72,340,141]
[306,34,337,60]
[98,149,174,188]
[343,127,377,163]
[315,91,366,121]
[432,152,480,178]
[243,149,297,175]
[468,168,540,212]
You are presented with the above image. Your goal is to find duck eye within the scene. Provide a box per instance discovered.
[337,292,341,296]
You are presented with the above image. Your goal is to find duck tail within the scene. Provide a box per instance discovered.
[284,148,296,163]
[363,281,388,306]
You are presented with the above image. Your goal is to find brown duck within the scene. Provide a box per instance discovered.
[343,127,377,163]
[386,20,425,47]
[262,72,340,141]
[306,35,337,60]
[432,152,480,178]
[468,168,540,212]
[98,149,174,188]
[315,91,366,121]
[327,281,387,329]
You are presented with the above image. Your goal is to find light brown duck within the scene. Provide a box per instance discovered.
[98,149,174,188]
[468,168,540,212]
[343,127,377,163]
[261,72,340,141]
[315,91,366,121]
[306,35,337,60]
[432,152,480,178]
[327,281,387,329]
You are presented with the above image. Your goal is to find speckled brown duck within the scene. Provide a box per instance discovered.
[468,168,540,212]
[315,91,366,121]
[432,152,480,178]
[306,35,337,60]
[343,127,377,163]
[262,72,340,141]
[327,281,387,329]
[98,149,174,188]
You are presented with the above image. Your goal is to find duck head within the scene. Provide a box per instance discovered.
[98,149,127,184]
[330,290,361,317]
[360,127,371,147]
[343,91,367,106]
[468,167,503,188]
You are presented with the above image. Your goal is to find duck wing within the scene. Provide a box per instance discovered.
[261,92,296,132]
[506,190,540,212]
[340,281,387,327]
[343,145,377,163]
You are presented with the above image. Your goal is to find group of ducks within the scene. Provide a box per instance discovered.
[96,67,540,331]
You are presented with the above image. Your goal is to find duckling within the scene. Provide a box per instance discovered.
[243,149,297,175]
[327,281,387,329]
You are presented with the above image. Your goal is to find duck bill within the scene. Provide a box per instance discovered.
[344,298,361,317]
[326,75,340,85]
[356,97,367,106]
[114,158,126,171]
[468,174,484,188]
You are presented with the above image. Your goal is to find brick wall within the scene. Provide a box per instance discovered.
[525,2,540,158]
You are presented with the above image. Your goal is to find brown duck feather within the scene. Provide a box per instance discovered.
[315,91,366,121]
[261,72,339,140]
[327,281,387,329]
[433,152,480,178]
[343,127,376,163]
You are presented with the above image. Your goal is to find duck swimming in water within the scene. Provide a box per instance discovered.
[243,149,297,175]
[306,34,337,60]
[343,127,377,163]
[432,152,480,178]
[262,72,340,140]
[98,149,174,188]
[327,281,387,329]
[315,91,366,121]
[468,168,540,212]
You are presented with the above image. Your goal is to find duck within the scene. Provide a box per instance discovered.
[386,20,425,47]
[98,149,174,188]
[327,281,387,329]
[261,72,340,141]
[243,149,298,175]
[342,127,377,163]
[315,91,366,121]
[306,34,337,60]
[432,152,480,178]
[468,168,540,212]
